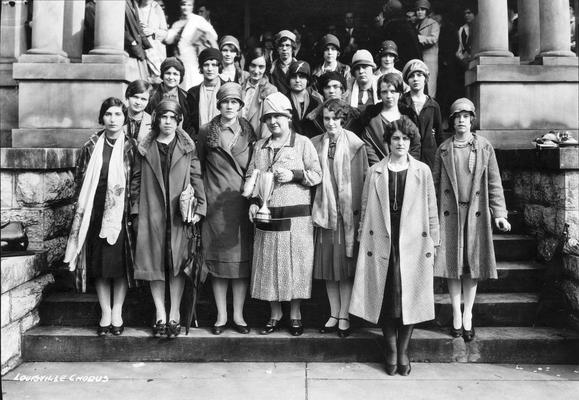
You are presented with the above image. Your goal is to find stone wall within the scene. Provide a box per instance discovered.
[1,148,78,267]
[500,148,579,330]
[1,253,54,375]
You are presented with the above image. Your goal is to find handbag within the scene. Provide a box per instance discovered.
[179,184,197,223]
[1,221,29,251]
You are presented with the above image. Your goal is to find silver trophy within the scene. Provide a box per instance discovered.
[254,171,275,223]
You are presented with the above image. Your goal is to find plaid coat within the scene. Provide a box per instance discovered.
[73,130,138,291]
[350,155,439,325]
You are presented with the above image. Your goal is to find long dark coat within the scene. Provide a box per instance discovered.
[350,155,439,324]
[130,127,206,281]
[196,116,257,276]
[432,135,507,280]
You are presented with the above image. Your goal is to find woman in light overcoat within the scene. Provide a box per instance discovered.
[350,123,439,376]
[432,98,510,342]
[414,0,440,98]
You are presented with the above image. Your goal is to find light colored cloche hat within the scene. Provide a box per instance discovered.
[260,92,293,122]
[217,82,244,107]
[402,59,430,82]
[351,49,376,69]
[219,35,241,54]
[449,98,476,120]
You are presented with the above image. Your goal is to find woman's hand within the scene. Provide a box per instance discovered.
[494,217,511,232]
[274,168,293,183]
[142,25,155,37]
[248,204,259,222]
[191,213,202,225]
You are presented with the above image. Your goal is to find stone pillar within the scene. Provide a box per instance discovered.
[518,0,541,62]
[472,0,515,60]
[538,0,576,58]
[0,0,29,62]
[63,0,85,62]
[83,0,127,63]
[18,0,68,63]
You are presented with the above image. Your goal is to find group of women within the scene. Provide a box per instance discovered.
[65,20,511,377]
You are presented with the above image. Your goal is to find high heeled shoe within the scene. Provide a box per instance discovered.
[232,322,250,334]
[384,364,398,376]
[152,320,166,337]
[319,316,338,334]
[337,318,351,338]
[288,319,304,336]
[97,324,111,337]
[397,363,412,376]
[449,326,463,338]
[211,323,227,335]
[260,318,281,335]
[166,320,181,338]
[111,324,124,336]
[462,326,476,342]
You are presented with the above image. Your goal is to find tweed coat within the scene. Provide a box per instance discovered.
[130,127,206,281]
[349,155,439,325]
[432,135,507,280]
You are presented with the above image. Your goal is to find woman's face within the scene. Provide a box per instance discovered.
[380,82,400,109]
[127,91,150,114]
[381,54,395,70]
[158,111,178,136]
[277,39,293,61]
[354,65,373,85]
[453,111,472,135]
[323,108,342,135]
[265,114,290,136]
[248,56,266,83]
[322,80,343,100]
[202,59,220,80]
[416,8,428,21]
[180,1,193,16]
[221,45,237,66]
[408,71,426,92]
[323,45,339,63]
[219,98,241,120]
[102,106,125,134]
[289,73,308,93]
[389,130,410,158]
[163,67,181,89]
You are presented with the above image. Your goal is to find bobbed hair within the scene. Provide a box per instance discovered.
[98,97,128,125]
[322,98,350,122]
[383,117,418,145]
[377,72,404,94]
[125,79,152,99]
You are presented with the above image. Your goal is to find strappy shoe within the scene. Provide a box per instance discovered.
[166,320,181,338]
[319,316,339,334]
[260,318,281,335]
[289,319,304,336]
[337,318,351,338]
[152,320,166,337]
[97,324,111,337]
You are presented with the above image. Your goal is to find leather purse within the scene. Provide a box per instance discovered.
[1,221,29,251]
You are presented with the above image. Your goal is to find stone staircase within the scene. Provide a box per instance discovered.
[19,179,579,364]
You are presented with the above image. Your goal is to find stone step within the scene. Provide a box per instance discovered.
[493,234,536,260]
[38,291,542,328]
[21,326,579,364]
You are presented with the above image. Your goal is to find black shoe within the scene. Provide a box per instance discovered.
[398,363,412,376]
[260,318,281,335]
[211,324,227,335]
[111,324,124,336]
[289,319,303,336]
[166,320,181,338]
[232,322,250,334]
[337,318,351,338]
[319,316,338,334]
[384,364,398,376]
[97,324,111,337]
[463,327,476,342]
[152,320,166,337]
[450,326,463,338]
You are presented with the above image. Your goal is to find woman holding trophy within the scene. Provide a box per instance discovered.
[245,92,322,336]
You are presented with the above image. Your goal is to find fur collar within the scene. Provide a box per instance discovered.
[137,127,195,156]
[205,115,257,149]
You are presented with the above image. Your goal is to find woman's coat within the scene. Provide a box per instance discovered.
[130,127,206,281]
[350,155,439,325]
[416,17,440,98]
[432,135,507,280]
[240,77,278,138]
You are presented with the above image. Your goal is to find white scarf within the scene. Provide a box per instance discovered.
[349,77,379,108]
[312,129,356,257]
[199,80,221,126]
[65,134,126,272]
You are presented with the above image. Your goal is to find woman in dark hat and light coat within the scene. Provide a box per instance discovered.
[414,0,440,98]
[219,35,249,84]
[131,100,206,338]
[433,98,510,342]
[196,82,257,335]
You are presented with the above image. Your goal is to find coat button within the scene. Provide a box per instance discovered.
[444,189,450,194]
[367,251,373,257]
[475,211,481,217]
[444,211,450,216]
[422,232,427,237]
[369,230,374,235]
[475,191,480,196]
[426,252,432,258]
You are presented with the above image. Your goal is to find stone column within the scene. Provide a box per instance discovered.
[18,0,68,62]
[472,0,515,60]
[538,0,576,57]
[83,0,127,63]
[0,0,29,62]
[63,0,85,62]
[518,0,541,62]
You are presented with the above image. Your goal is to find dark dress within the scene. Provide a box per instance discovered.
[86,138,126,280]
[157,138,177,274]
[380,168,407,319]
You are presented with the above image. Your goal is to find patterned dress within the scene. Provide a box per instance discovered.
[248,131,322,301]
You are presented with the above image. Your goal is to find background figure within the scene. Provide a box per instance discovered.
[414,0,440,98]
[288,61,322,138]
[219,35,248,84]
[350,120,439,376]
[131,100,206,338]
[374,40,404,79]
[164,0,194,58]
[125,79,152,143]
[311,98,368,338]
[338,11,361,64]
[65,98,137,337]
[382,0,423,70]
[247,92,322,337]
[433,98,511,343]
[312,34,352,90]
[138,0,168,81]
[197,83,256,335]
[126,0,150,80]
[347,50,379,113]
[269,30,298,96]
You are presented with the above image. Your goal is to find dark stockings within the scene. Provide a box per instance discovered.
[381,318,415,366]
